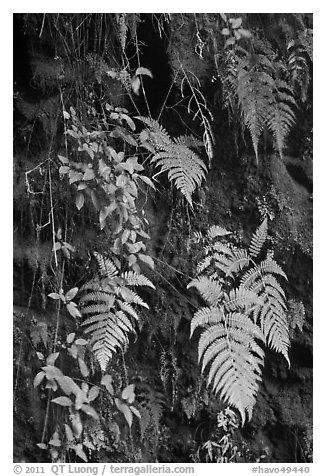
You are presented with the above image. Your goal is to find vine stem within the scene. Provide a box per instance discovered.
[48,161,58,269]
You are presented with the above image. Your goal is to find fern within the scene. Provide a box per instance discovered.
[80,253,154,372]
[265,81,297,160]
[188,218,290,423]
[138,385,165,441]
[287,39,311,103]
[220,45,298,162]
[237,68,274,162]
[249,217,268,258]
[137,116,207,206]
[196,310,265,424]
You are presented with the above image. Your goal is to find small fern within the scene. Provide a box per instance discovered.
[138,385,165,441]
[265,80,297,160]
[237,68,274,162]
[249,217,268,258]
[188,218,290,423]
[80,252,154,372]
[287,39,311,103]
[137,116,207,206]
[219,45,298,162]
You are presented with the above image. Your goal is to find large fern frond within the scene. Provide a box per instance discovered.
[237,70,274,162]
[137,116,207,206]
[189,218,290,422]
[80,253,154,372]
[241,256,289,363]
[265,81,297,160]
[197,312,264,424]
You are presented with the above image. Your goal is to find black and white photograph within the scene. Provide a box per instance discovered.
[12,10,314,469]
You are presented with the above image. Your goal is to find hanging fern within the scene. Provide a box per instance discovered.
[265,80,297,160]
[217,38,299,162]
[137,116,207,206]
[287,39,311,103]
[80,252,154,372]
[188,218,290,423]
[237,68,274,162]
[138,385,165,441]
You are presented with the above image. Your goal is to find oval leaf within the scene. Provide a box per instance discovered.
[78,358,89,378]
[115,399,133,427]
[88,385,100,402]
[66,332,75,344]
[75,192,85,210]
[66,302,82,319]
[101,375,114,395]
[64,424,74,442]
[121,384,135,403]
[81,404,99,420]
[131,76,141,95]
[52,396,73,407]
[33,371,45,388]
[130,405,141,419]
[46,352,60,366]
[75,338,88,346]
[65,287,79,302]
[48,292,60,300]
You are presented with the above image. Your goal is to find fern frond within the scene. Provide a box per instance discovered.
[152,151,206,205]
[249,218,268,258]
[266,82,296,159]
[237,70,274,162]
[189,218,290,422]
[138,387,165,440]
[80,267,149,371]
[257,290,290,363]
[137,116,207,206]
[287,39,311,102]
[81,303,133,372]
[197,315,264,424]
